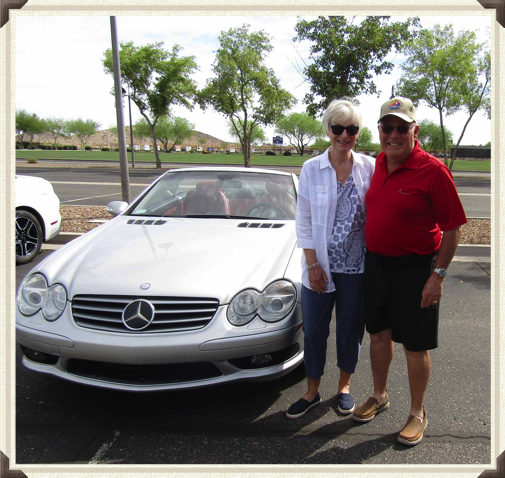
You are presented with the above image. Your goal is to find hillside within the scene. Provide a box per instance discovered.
[26,129,236,149]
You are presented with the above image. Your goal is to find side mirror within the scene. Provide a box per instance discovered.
[107,201,128,217]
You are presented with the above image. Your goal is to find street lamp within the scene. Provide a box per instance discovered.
[121,86,135,168]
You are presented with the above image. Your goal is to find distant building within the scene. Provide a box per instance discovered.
[451,145,490,159]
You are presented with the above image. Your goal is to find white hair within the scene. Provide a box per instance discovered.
[321,99,362,136]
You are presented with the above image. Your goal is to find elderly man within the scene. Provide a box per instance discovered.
[352,97,467,446]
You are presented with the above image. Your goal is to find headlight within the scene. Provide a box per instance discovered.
[258,281,296,322]
[18,273,67,321]
[227,289,260,326]
[227,280,297,326]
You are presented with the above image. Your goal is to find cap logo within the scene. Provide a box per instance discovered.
[390,100,402,110]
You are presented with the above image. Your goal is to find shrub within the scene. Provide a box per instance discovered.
[189,149,196,154]
[101,147,110,152]
[115,148,119,152]
[283,151,292,156]
[72,145,78,150]
[16,143,21,149]
[265,151,276,156]
[85,146,92,151]
[63,145,70,150]
[27,157,37,164]
[57,146,64,150]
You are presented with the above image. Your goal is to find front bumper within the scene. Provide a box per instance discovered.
[16,303,304,392]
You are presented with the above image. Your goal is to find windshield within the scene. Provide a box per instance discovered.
[129,170,297,220]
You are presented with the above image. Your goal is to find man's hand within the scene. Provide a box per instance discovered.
[421,273,444,308]
[309,265,329,294]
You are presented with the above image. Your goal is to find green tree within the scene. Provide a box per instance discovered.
[45,117,68,146]
[16,109,32,143]
[103,42,198,168]
[16,110,46,146]
[416,119,453,154]
[274,112,325,156]
[354,126,374,149]
[67,118,101,150]
[311,138,331,149]
[228,120,266,147]
[293,16,419,117]
[199,24,296,167]
[396,24,487,168]
[197,137,207,151]
[136,116,195,152]
[448,50,490,169]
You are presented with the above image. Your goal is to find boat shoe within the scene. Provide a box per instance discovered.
[352,392,390,423]
[398,408,428,446]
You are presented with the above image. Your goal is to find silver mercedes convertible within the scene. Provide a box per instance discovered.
[16,167,304,391]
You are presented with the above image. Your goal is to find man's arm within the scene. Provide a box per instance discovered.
[420,227,461,308]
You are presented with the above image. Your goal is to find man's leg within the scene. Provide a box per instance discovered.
[370,328,394,402]
[404,347,431,420]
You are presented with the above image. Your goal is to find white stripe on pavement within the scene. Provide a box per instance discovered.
[61,193,121,203]
[51,181,149,186]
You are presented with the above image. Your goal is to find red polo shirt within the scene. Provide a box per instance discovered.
[365,141,467,257]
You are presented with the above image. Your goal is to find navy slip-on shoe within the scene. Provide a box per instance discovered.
[337,392,355,415]
[286,393,322,419]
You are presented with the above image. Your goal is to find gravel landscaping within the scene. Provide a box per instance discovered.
[60,205,491,245]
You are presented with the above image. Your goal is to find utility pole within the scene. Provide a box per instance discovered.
[110,16,130,203]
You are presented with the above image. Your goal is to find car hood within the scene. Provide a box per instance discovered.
[38,217,297,303]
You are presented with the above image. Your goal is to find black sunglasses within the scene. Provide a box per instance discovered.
[379,124,415,135]
[329,124,360,136]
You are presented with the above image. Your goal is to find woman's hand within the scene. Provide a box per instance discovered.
[308,265,329,294]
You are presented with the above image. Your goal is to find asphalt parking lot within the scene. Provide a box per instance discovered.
[14,251,491,469]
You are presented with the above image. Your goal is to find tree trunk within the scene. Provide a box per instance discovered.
[449,112,475,171]
[438,108,448,167]
[150,124,161,168]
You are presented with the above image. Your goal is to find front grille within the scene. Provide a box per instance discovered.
[67,359,222,385]
[72,295,219,333]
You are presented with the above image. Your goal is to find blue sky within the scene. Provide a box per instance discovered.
[16,15,491,146]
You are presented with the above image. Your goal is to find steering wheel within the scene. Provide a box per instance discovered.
[246,202,285,219]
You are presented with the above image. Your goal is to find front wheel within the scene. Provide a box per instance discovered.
[16,210,43,264]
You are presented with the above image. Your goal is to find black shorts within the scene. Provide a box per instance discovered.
[364,251,439,352]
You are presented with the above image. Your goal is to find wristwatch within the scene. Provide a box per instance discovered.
[433,268,447,278]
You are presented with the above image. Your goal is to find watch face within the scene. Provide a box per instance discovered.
[435,268,447,277]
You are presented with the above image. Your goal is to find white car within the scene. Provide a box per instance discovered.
[16,175,61,264]
[16,167,304,392]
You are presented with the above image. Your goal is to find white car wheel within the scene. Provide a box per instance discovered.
[16,210,43,264]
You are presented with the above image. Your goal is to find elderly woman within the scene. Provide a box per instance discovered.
[286,99,375,419]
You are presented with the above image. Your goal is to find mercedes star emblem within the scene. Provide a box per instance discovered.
[122,299,155,331]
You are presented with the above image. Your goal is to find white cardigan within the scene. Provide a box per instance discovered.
[295,149,376,292]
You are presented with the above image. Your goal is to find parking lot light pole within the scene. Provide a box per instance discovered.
[122,86,135,169]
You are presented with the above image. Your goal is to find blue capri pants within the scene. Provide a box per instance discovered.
[302,272,365,378]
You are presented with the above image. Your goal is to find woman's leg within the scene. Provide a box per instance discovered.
[333,273,366,388]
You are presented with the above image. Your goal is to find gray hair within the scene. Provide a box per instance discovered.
[322,99,362,136]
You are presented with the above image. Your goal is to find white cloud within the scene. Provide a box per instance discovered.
[16,15,491,147]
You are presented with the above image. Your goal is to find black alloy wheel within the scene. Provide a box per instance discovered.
[16,210,43,264]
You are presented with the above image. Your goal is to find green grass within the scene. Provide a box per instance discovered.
[16,150,490,172]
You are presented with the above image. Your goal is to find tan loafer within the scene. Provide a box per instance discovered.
[398,408,428,446]
[352,392,390,423]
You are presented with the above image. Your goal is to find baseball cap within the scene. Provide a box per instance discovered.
[378,97,416,123]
